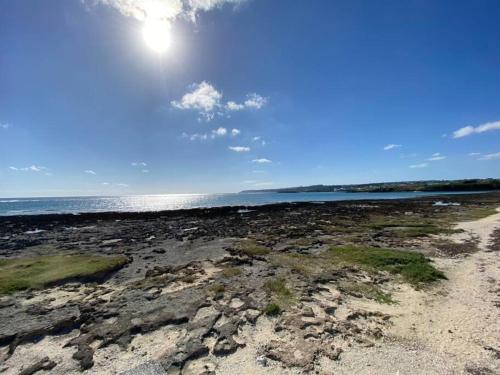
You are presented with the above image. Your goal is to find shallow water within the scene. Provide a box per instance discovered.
[0,191,480,216]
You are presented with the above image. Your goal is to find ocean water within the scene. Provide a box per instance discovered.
[0,191,478,216]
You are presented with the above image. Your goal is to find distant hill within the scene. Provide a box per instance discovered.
[240,178,500,193]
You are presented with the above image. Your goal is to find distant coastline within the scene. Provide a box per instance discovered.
[240,178,500,194]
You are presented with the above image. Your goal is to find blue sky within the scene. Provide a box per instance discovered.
[1,0,499,197]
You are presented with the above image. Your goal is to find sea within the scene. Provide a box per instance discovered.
[0,191,480,216]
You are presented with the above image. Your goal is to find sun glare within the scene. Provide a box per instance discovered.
[142,19,171,53]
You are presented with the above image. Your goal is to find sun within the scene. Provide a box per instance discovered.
[142,18,171,53]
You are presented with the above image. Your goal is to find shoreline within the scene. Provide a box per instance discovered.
[0,191,494,221]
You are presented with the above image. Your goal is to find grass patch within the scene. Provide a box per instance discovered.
[338,281,395,304]
[221,266,242,278]
[367,217,458,238]
[263,303,281,316]
[328,246,446,285]
[209,283,225,300]
[293,238,317,247]
[264,277,296,306]
[0,254,128,295]
[237,239,270,257]
[451,206,498,221]
[270,253,322,276]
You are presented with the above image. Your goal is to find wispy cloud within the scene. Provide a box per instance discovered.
[427,153,446,161]
[409,163,428,169]
[131,161,147,167]
[9,165,48,172]
[383,144,402,151]
[225,93,267,111]
[172,81,266,121]
[182,127,234,141]
[252,136,266,146]
[84,170,96,175]
[252,158,272,164]
[92,0,248,26]
[142,169,149,173]
[1,122,10,129]
[478,152,500,160]
[468,152,481,157]
[453,120,500,138]
[228,146,250,152]
[116,183,129,187]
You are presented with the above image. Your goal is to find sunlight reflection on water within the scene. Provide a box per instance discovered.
[0,191,482,216]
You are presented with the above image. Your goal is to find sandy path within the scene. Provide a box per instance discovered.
[330,208,500,374]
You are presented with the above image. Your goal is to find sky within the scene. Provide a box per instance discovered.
[1,0,499,197]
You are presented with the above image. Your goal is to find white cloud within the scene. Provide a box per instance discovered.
[92,0,248,28]
[142,169,150,173]
[468,152,481,156]
[409,163,428,169]
[453,120,500,138]
[383,144,402,151]
[252,158,272,164]
[101,182,110,185]
[243,93,267,109]
[84,170,96,175]
[9,165,48,172]
[171,81,222,121]
[182,127,231,141]
[252,136,261,141]
[1,122,10,129]
[228,146,250,152]
[226,93,267,111]
[117,183,129,187]
[213,127,227,136]
[225,101,245,111]
[478,152,500,160]
[427,153,446,161]
[131,161,147,167]
[231,128,240,136]
[172,81,267,120]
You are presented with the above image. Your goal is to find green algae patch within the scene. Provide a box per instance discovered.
[328,246,445,285]
[0,254,128,295]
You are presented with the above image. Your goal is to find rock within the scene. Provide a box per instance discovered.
[256,355,268,367]
[72,344,94,370]
[19,357,57,375]
[119,360,166,375]
[243,309,261,323]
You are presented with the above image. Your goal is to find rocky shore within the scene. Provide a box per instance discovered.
[1,193,499,374]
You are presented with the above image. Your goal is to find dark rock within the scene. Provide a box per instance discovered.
[19,356,57,375]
